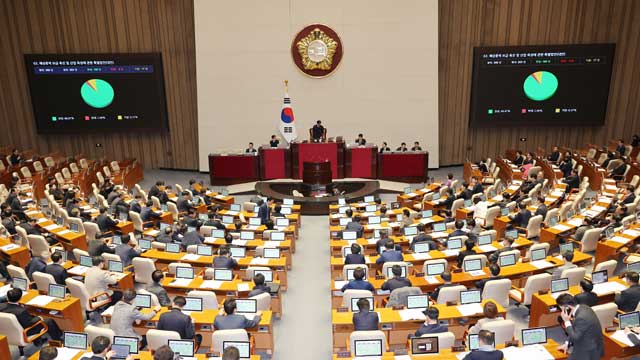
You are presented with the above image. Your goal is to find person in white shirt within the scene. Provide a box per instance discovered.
[85,255,122,307]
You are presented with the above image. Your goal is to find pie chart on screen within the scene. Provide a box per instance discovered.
[81,79,114,108]
[523,71,558,101]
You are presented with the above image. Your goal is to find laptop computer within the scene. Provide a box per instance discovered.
[263,248,280,258]
[223,341,251,359]
[505,229,518,239]
[460,289,482,305]
[63,332,88,350]
[351,296,375,312]
[551,278,569,294]
[339,217,351,226]
[414,242,431,254]
[212,229,225,239]
[407,294,430,310]
[426,263,445,276]
[183,297,203,312]
[559,242,574,255]
[447,238,463,250]
[501,207,509,216]
[222,216,234,224]
[364,196,375,203]
[248,217,261,226]
[235,299,258,314]
[69,222,80,233]
[168,339,194,358]
[230,204,241,212]
[240,231,254,240]
[134,294,151,308]
[478,234,492,246]
[592,270,608,284]
[276,218,289,227]
[12,277,28,291]
[368,216,381,225]
[628,261,640,273]
[214,268,233,281]
[48,284,65,299]
[139,239,151,250]
[175,267,194,279]
[165,243,180,253]
[354,339,383,357]
[498,253,517,267]
[365,205,377,212]
[433,223,446,232]
[270,231,285,241]
[548,216,558,227]
[113,336,139,354]
[404,226,418,236]
[619,311,640,329]
[411,336,438,355]
[531,248,547,261]
[196,245,212,256]
[463,259,482,272]
[109,344,131,360]
[464,199,473,207]
[343,231,357,240]
[422,210,433,218]
[108,260,123,273]
[79,255,93,267]
[254,269,273,282]
[521,327,547,346]
[229,247,247,258]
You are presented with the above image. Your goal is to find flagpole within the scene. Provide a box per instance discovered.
[284,79,288,93]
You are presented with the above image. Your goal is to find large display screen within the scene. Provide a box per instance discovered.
[469,44,615,127]
[24,53,168,133]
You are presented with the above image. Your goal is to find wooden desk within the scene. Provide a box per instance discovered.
[604,329,640,359]
[28,350,260,360]
[208,153,261,185]
[0,336,9,360]
[19,289,84,332]
[0,237,31,267]
[378,152,429,183]
[63,261,134,290]
[595,227,640,267]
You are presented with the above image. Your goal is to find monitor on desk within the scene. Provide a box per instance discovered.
[197,245,212,256]
[119,213,128,221]
[463,259,482,272]
[521,327,547,346]
[110,344,131,359]
[339,206,350,214]
[338,198,346,206]
[505,229,518,239]
[404,187,412,194]
[447,238,463,250]
[168,339,194,358]
[221,189,229,196]
[433,223,446,232]
[468,334,480,351]
[478,234,492,246]
[364,196,374,203]
[604,226,615,239]
[386,265,407,278]
[354,339,383,357]
[276,218,290,227]
[222,216,234,224]
[214,268,233,281]
[69,222,80,233]
[283,198,294,206]
[410,336,439,355]
[619,312,640,329]
[229,247,246,258]
[139,239,151,250]
[240,231,254,240]
[628,261,640,273]
[498,253,516,267]
[566,209,575,220]
[551,278,569,294]
[134,294,151,308]
[268,231,285,242]
[175,266,194,279]
[365,205,377,213]
[108,260,124,273]
[548,216,558,227]
[263,247,280,259]
[183,297,203,312]
[426,263,445,276]
[407,294,430,310]
[112,234,122,246]
[79,255,93,267]
[559,242,574,255]
[161,204,168,212]
[460,289,482,305]
[404,226,418,236]
[422,210,433,218]
[254,269,273,282]
[48,284,66,299]
[223,341,251,359]
[464,199,473,207]
[248,217,261,226]
[54,250,67,263]
[212,229,225,239]
[592,270,608,284]
[113,336,139,354]
[56,216,64,226]
[396,214,403,222]
[230,204,241,212]
[235,299,257,314]
[12,277,28,291]
[501,207,509,216]
[368,216,381,225]
[198,213,208,221]
[63,332,88,350]
[531,248,547,261]
[165,243,180,253]
[350,296,374,312]
[414,242,431,254]
[342,231,357,240]
[391,202,400,209]
[345,268,358,281]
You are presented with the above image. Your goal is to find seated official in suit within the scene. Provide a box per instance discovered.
[376,239,404,265]
[621,185,637,205]
[410,224,434,247]
[559,156,573,178]
[245,142,257,153]
[616,139,626,156]
[470,176,484,195]
[311,120,326,142]
[88,234,116,256]
[158,296,202,346]
[130,195,143,214]
[140,200,162,224]
[468,301,504,334]
[269,135,280,148]
[115,235,142,267]
[156,227,174,244]
[475,264,503,292]
[557,293,604,360]
[45,251,68,285]
[26,254,47,280]
[487,237,516,264]
[353,298,379,331]
[414,307,448,336]
[411,141,422,151]
[0,288,63,342]
[381,265,412,292]
[214,298,262,330]
[271,204,285,218]
[376,230,401,254]
[509,202,532,229]
[80,336,112,360]
[177,191,195,213]
[548,146,561,163]
[463,330,503,360]
[345,215,364,238]
[431,271,455,301]
[551,250,577,280]
[181,222,205,250]
[449,220,468,239]
[86,256,123,307]
[146,270,172,306]
[575,279,598,307]
[457,239,477,267]
[96,206,119,232]
[615,271,640,312]
[110,290,159,348]
[214,246,238,269]
[341,267,375,292]
[355,133,366,146]
[248,273,271,297]
[534,196,548,219]
[379,142,391,153]
[396,142,408,152]
[345,243,366,265]
[564,169,580,193]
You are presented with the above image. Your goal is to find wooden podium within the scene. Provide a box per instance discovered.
[303,161,332,185]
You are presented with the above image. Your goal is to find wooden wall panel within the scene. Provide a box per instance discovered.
[0,0,198,169]
[439,0,640,166]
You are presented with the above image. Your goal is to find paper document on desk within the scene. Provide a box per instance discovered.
[27,295,55,307]
[551,291,569,299]
[181,254,201,261]
[597,197,613,204]
[508,185,520,191]
[593,281,627,295]
[478,245,497,252]
[456,352,470,360]
[361,212,376,217]
[605,185,617,191]
[412,253,431,260]
[53,348,84,360]
[68,265,88,275]
[214,195,226,199]
[199,280,222,289]
[407,193,418,197]
[170,278,193,287]
[263,241,281,248]
[501,344,554,360]
[232,240,248,246]
[224,210,239,216]
[399,309,426,321]
[457,303,483,316]
[552,224,571,232]
[623,229,640,238]
[146,230,160,237]
[567,218,583,226]
[334,281,348,290]
[591,204,608,211]
[0,284,11,298]
[25,210,39,216]
[431,232,448,239]
[44,224,61,231]
[37,217,48,223]
[419,218,434,225]
[467,270,486,277]
[250,258,270,265]
[530,260,554,269]
[441,249,459,257]
[583,210,601,218]
[610,329,636,347]
[366,238,378,245]
[551,191,565,197]
[242,313,258,321]
[610,236,630,244]
[425,276,441,284]
[57,229,71,236]
[237,283,250,292]
[0,244,19,252]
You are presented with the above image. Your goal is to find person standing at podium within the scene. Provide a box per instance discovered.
[311,120,325,142]
[269,135,280,148]
[355,134,366,146]
[245,142,257,153]
[379,142,391,153]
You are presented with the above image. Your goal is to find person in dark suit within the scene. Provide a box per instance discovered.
[462,330,503,360]
[457,182,472,201]
[257,199,270,225]
[376,239,404,265]
[615,271,640,312]
[1,209,17,234]
[488,237,516,264]
[617,139,627,156]
[96,207,119,232]
[557,293,604,360]
[509,202,532,228]
[88,235,115,256]
[214,298,262,330]
[470,177,483,195]
[621,186,637,205]
[379,142,391,153]
[9,148,21,165]
[311,120,325,142]
[177,191,194,213]
[513,151,524,166]
[44,251,68,285]
[431,271,456,301]
[181,209,199,227]
[345,215,364,238]
[115,235,142,267]
[563,169,581,194]
[248,273,271,297]
[156,227,174,244]
[181,222,204,250]
[214,246,238,269]
[396,142,408,152]
[414,307,448,336]
[146,270,171,306]
[355,134,366,146]
[448,220,467,239]
[140,200,162,223]
[341,267,375,292]
[559,156,573,178]
[269,135,280,148]
[345,243,365,265]
[157,296,202,346]
[575,279,598,307]
[411,141,422,151]
[353,298,379,331]
[477,159,489,173]
[0,288,62,341]
[79,336,111,360]
[475,264,503,292]
[534,196,548,219]
[245,142,257,153]
[441,188,456,210]
[22,217,56,245]
[457,239,477,267]
[26,255,47,280]
[381,265,412,292]
[548,146,561,163]
[129,195,143,214]
[271,204,285,218]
